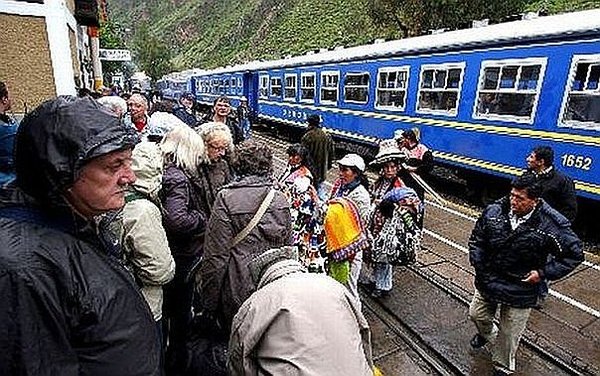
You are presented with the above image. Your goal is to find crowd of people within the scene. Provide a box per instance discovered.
[0,80,585,376]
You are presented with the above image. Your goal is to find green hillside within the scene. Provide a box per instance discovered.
[107,0,600,75]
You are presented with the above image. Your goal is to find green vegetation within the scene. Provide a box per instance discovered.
[106,0,600,76]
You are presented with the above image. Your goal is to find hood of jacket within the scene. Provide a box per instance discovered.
[131,141,162,199]
[247,246,301,286]
[15,96,139,206]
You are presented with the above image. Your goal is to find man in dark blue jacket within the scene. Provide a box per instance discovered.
[468,174,582,376]
[173,91,198,126]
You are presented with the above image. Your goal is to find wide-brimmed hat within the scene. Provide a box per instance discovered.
[338,153,365,172]
[370,139,405,166]
[394,127,420,142]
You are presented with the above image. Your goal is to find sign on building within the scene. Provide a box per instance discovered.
[99,49,132,61]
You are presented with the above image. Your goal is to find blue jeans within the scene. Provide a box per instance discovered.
[373,263,393,291]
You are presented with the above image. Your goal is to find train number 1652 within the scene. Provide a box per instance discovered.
[561,154,593,170]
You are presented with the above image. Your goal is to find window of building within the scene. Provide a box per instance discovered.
[560,54,600,131]
[376,67,409,110]
[259,75,269,98]
[284,74,297,101]
[417,63,465,115]
[300,73,316,102]
[270,77,282,97]
[344,72,369,104]
[321,71,339,104]
[474,58,545,123]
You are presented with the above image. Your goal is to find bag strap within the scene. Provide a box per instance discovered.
[231,188,276,248]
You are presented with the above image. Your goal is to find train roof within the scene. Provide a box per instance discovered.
[195,9,600,76]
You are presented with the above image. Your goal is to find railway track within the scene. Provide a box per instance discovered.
[253,128,599,376]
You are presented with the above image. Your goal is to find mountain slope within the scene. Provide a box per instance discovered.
[108,0,600,72]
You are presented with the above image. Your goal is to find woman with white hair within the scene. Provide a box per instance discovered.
[96,95,128,118]
[194,122,234,215]
[159,125,207,375]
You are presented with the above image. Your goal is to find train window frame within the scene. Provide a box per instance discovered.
[343,72,370,105]
[559,53,600,131]
[270,76,282,98]
[320,71,339,105]
[375,66,410,111]
[473,57,546,125]
[259,75,269,99]
[416,62,465,116]
[238,77,243,89]
[284,73,297,101]
[300,72,316,103]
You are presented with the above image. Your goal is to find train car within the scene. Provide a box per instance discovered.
[190,9,600,204]
[193,71,247,109]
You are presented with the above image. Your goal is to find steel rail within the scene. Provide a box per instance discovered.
[362,296,465,376]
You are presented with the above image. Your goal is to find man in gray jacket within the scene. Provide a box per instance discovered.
[228,247,375,376]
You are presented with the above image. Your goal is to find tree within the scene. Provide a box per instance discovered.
[368,0,532,37]
[99,20,127,84]
[131,22,173,82]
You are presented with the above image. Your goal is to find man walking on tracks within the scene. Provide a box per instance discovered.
[301,114,335,199]
[468,174,582,376]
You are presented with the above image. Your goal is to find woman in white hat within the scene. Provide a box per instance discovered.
[325,153,371,304]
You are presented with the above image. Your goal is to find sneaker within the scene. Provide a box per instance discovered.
[470,333,487,349]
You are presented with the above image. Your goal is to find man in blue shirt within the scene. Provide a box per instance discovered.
[0,81,19,186]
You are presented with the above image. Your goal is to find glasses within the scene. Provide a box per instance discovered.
[208,143,228,152]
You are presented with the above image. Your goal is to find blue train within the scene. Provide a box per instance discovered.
[168,10,600,203]
[157,70,201,101]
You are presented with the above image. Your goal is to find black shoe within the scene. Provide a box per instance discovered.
[492,367,512,376]
[470,333,487,349]
[370,289,390,298]
[533,295,546,310]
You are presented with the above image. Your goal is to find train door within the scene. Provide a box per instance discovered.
[187,76,196,96]
[243,72,259,119]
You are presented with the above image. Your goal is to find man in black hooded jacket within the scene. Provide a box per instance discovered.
[0,96,161,375]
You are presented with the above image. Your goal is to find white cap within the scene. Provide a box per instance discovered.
[338,153,365,172]
[240,96,248,101]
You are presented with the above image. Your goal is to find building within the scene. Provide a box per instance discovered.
[0,0,106,114]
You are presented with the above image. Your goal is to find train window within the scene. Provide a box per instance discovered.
[230,78,236,89]
[560,55,600,130]
[300,73,315,102]
[344,72,369,104]
[238,77,243,88]
[474,58,546,124]
[417,63,465,115]
[270,77,282,97]
[259,75,269,98]
[321,71,339,104]
[284,74,297,101]
[376,66,409,111]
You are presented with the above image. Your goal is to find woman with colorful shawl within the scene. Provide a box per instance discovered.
[276,144,319,267]
[368,140,423,298]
